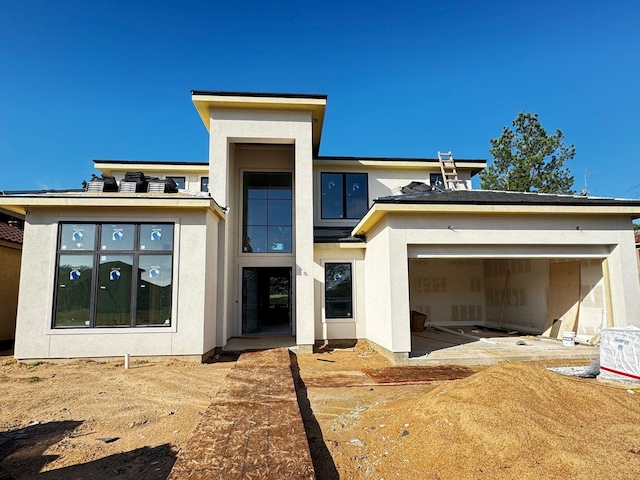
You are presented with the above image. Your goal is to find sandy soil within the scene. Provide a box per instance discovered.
[0,356,234,479]
[297,344,640,480]
[2,344,640,480]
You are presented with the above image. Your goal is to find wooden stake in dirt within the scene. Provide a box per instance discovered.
[497,270,510,330]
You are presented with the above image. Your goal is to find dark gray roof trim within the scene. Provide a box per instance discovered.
[316,155,486,163]
[375,189,640,207]
[93,159,209,166]
[191,90,328,100]
[314,227,365,244]
[1,189,84,195]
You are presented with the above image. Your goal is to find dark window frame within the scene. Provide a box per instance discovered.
[430,173,444,188]
[242,171,293,254]
[167,176,186,189]
[52,222,174,329]
[200,176,209,193]
[324,262,354,319]
[320,172,368,220]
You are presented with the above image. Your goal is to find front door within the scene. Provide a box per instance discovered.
[242,267,292,336]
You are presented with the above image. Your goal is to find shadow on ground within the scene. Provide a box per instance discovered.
[0,421,177,480]
[290,352,339,480]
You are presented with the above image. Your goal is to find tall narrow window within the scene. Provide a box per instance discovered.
[243,172,292,253]
[200,176,209,193]
[325,263,353,319]
[321,173,368,219]
[53,223,174,328]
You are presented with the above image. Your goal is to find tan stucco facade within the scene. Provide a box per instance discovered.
[0,242,21,342]
[11,200,222,360]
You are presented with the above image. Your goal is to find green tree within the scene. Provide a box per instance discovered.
[480,111,575,194]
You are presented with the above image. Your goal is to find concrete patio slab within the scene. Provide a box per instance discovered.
[407,327,599,366]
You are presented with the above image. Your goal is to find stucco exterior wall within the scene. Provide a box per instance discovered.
[208,109,315,347]
[361,218,411,355]
[0,243,21,342]
[13,207,216,360]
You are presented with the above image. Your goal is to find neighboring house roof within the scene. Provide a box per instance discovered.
[635,230,640,246]
[0,221,23,244]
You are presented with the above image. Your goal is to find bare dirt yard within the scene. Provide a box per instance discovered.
[2,343,640,479]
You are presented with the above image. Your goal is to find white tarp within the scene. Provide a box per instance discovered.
[599,326,640,384]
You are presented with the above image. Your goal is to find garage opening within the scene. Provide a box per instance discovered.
[408,257,607,337]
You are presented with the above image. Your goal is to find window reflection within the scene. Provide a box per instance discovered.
[243,172,293,253]
[321,173,368,219]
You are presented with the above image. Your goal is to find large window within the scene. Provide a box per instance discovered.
[325,263,353,319]
[242,172,292,253]
[53,223,174,328]
[321,173,368,219]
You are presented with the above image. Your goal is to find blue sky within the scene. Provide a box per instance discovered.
[0,0,639,198]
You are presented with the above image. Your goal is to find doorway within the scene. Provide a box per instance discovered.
[242,267,292,336]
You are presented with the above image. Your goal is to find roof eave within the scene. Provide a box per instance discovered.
[352,202,640,236]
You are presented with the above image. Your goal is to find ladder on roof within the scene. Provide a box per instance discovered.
[438,151,465,190]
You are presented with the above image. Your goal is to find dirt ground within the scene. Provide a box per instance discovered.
[2,344,640,479]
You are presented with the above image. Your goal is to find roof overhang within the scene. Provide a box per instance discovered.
[0,193,226,219]
[94,160,209,175]
[353,202,640,237]
[314,157,486,175]
[191,91,327,155]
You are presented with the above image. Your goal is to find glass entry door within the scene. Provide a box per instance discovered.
[242,267,292,336]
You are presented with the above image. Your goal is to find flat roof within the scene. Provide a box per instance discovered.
[93,159,208,166]
[191,90,327,100]
[0,192,226,219]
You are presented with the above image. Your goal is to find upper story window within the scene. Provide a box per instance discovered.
[167,176,185,189]
[430,173,444,188]
[321,173,368,219]
[54,223,174,328]
[242,172,292,253]
[200,176,209,193]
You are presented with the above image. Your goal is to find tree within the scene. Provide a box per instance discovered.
[480,111,575,194]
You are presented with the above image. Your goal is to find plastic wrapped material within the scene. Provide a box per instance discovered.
[599,326,640,385]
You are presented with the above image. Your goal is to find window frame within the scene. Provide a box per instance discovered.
[167,176,186,189]
[200,176,209,193]
[320,172,368,220]
[52,222,175,329]
[241,171,294,255]
[323,261,355,321]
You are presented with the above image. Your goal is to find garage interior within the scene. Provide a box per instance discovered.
[408,257,607,356]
